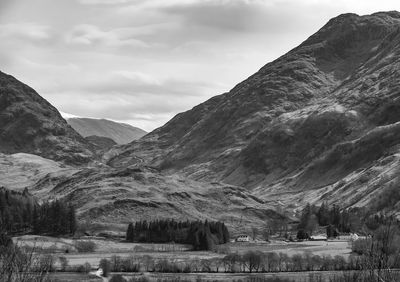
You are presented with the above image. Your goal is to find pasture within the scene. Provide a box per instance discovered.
[13,235,351,270]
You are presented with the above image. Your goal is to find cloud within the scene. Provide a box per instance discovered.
[0,23,51,41]
[65,24,148,48]
[77,0,139,5]
[2,0,400,132]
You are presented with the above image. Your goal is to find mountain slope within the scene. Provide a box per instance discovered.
[30,165,282,234]
[106,11,400,214]
[0,71,93,164]
[67,117,147,144]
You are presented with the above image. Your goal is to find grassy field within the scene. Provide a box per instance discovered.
[13,235,351,270]
[225,240,351,257]
[48,270,358,282]
[116,271,353,282]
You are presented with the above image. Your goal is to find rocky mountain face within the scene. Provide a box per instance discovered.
[0,72,93,165]
[107,12,400,216]
[67,117,147,144]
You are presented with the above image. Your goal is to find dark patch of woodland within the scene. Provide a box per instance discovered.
[126,220,229,250]
[297,203,364,239]
[0,187,76,236]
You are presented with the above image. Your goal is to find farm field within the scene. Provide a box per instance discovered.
[116,270,356,282]
[225,240,351,257]
[48,270,369,282]
[13,235,352,269]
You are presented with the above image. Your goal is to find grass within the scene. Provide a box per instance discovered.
[13,235,351,271]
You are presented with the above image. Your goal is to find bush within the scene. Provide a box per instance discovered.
[351,238,373,255]
[110,274,128,282]
[296,229,309,240]
[99,258,111,277]
[74,240,96,252]
[0,233,13,247]
[59,256,68,271]
[76,262,91,273]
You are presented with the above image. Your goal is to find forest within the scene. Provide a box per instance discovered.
[0,187,76,236]
[126,219,229,250]
[296,202,399,239]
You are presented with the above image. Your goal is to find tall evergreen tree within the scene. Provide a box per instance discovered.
[126,223,134,241]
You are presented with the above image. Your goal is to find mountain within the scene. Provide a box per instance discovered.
[0,74,275,233]
[66,117,147,144]
[107,12,400,215]
[0,71,93,165]
[30,165,282,234]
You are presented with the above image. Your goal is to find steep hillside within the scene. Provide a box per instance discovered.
[0,153,74,191]
[29,165,282,234]
[0,72,93,164]
[106,12,400,215]
[67,117,147,144]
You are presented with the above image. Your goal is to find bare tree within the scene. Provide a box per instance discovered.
[0,244,54,282]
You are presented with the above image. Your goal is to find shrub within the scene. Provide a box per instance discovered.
[74,240,96,252]
[99,258,111,277]
[351,238,372,255]
[0,233,13,248]
[76,262,91,273]
[59,256,68,271]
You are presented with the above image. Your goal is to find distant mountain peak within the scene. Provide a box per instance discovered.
[66,117,147,144]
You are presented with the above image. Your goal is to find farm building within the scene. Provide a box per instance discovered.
[236,235,250,242]
[337,233,359,241]
[310,234,327,241]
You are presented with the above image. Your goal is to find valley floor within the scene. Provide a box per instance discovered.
[13,235,351,269]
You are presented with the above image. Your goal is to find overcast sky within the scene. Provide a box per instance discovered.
[1,0,399,131]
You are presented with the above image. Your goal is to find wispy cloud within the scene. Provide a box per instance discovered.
[0,23,51,41]
[1,0,400,131]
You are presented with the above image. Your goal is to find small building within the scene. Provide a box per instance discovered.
[310,234,327,241]
[339,233,359,241]
[236,235,250,242]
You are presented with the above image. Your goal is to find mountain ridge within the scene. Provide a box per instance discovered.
[105,11,400,216]
[67,117,147,144]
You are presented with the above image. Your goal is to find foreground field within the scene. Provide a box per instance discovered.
[49,270,391,282]
[115,271,356,282]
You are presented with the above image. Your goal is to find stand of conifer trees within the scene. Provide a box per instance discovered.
[32,200,77,236]
[0,188,76,236]
[126,219,229,250]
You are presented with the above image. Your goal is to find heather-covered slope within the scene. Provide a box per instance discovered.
[0,72,93,164]
[107,12,400,215]
[29,165,282,233]
[67,117,147,144]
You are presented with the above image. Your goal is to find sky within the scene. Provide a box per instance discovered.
[1,0,400,131]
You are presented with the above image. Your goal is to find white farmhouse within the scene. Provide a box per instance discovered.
[236,235,250,242]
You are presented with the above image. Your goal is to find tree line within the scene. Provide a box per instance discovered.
[297,203,364,239]
[126,219,229,250]
[0,187,76,236]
